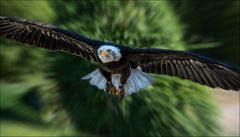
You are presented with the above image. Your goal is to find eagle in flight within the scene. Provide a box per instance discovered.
[0,16,239,97]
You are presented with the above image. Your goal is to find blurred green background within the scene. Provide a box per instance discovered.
[0,0,239,136]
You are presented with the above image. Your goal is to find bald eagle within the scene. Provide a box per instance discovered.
[0,16,239,96]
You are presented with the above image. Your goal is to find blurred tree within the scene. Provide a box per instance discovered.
[0,0,226,136]
[47,1,218,136]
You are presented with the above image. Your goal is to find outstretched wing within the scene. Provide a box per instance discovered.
[127,48,240,91]
[0,16,102,62]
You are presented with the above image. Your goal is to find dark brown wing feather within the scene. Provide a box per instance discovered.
[0,16,103,62]
[127,48,240,91]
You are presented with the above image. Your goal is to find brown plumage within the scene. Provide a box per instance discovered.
[127,49,240,91]
[0,16,101,62]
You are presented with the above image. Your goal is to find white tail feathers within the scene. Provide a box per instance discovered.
[81,68,155,96]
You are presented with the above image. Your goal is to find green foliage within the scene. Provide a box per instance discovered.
[3,0,238,136]
[52,1,185,50]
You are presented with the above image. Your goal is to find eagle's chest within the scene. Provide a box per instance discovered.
[100,61,129,74]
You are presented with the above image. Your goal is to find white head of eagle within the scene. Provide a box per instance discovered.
[97,45,122,63]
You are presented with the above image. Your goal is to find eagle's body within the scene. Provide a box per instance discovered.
[100,60,129,74]
[0,16,239,96]
[83,45,155,96]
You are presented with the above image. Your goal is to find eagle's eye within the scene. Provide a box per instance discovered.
[106,49,111,52]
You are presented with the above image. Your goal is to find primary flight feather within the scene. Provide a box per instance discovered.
[0,16,239,96]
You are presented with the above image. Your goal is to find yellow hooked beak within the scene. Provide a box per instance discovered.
[100,50,110,58]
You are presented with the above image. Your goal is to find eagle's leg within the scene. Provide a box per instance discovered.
[106,82,116,95]
[99,68,116,95]
[118,84,125,97]
[118,67,131,97]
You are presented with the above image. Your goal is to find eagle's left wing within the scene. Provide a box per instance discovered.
[126,48,240,91]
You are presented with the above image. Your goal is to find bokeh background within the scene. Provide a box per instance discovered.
[0,0,239,136]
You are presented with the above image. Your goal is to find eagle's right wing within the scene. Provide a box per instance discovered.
[0,16,102,62]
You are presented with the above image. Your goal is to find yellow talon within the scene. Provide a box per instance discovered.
[118,88,125,97]
[109,86,117,95]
